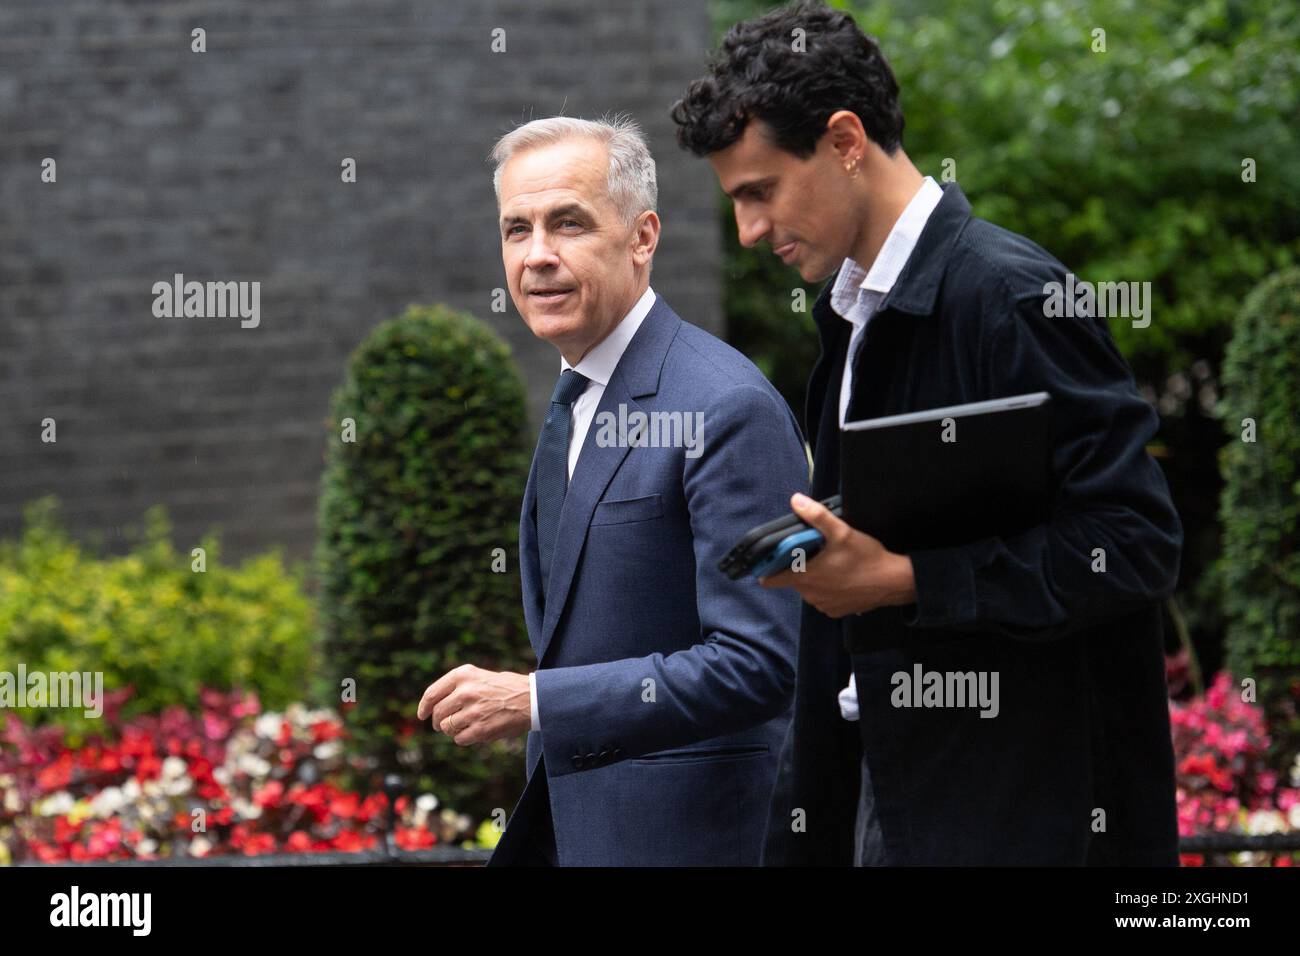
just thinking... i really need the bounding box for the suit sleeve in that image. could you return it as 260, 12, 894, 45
902, 295, 1183, 639
534, 383, 809, 776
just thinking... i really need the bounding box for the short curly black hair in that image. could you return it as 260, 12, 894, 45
671, 1, 904, 159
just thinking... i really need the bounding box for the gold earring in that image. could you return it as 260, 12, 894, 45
845, 160, 860, 178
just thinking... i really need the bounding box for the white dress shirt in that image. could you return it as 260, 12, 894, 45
831, 177, 943, 719
529, 284, 657, 731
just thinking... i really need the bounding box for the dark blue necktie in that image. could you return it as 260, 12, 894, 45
536, 368, 589, 589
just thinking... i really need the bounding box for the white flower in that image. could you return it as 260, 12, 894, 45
232, 797, 263, 820
237, 753, 272, 778
1245, 809, 1285, 835
122, 778, 142, 801
1289, 802, 1300, 831
160, 775, 192, 798
416, 793, 438, 813
161, 756, 188, 780
37, 792, 75, 817
255, 713, 283, 740
90, 787, 127, 818
135, 838, 158, 856
313, 740, 342, 761
189, 835, 212, 858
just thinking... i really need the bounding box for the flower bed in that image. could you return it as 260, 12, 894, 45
0, 688, 482, 863
4, 672, 1297, 864
1171, 672, 1300, 866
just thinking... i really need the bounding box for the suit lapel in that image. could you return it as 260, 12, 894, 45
534, 294, 680, 665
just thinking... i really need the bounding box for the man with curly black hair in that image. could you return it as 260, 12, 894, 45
672, 1, 1183, 867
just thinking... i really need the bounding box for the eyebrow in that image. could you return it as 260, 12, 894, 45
500, 202, 593, 230
724, 177, 776, 199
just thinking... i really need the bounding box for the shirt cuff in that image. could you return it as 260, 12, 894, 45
529, 671, 539, 732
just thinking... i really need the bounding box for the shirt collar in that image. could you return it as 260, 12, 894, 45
560, 285, 657, 387
829, 175, 944, 320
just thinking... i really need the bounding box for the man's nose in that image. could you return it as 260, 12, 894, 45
524, 230, 560, 269
736, 208, 769, 249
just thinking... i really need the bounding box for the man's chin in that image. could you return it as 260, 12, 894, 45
801, 259, 838, 283
527, 317, 580, 351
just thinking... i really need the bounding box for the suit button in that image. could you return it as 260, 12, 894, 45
585, 751, 597, 766
612, 746, 625, 758
571, 753, 584, 770
597, 747, 611, 764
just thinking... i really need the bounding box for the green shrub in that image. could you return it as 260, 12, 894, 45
1217, 268, 1300, 762
0, 496, 318, 744
315, 303, 531, 820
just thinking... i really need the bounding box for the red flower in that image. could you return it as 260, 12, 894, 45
311, 719, 345, 743
394, 825, 435, 850
330, 829, 373, 853
36, 752, 74, 792
329, 791, 360, 820
254, 780, 285, 808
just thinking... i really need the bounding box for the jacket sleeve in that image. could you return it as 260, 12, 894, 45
902, 293, 1183, 640
534, 383, 809, 776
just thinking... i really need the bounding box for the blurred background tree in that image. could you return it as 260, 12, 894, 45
315, 304, 531, 821
1217, 268, 1300, 765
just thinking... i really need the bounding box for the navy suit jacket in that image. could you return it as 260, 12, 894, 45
488, 292, 809, 866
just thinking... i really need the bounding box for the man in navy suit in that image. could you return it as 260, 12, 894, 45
416, 115, 809, 865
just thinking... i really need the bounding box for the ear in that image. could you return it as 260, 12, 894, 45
632, 210, 661, 266
824, 109, 868, 164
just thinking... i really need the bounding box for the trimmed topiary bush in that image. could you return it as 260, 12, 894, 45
1217, 268, 1300, 764
0, 496, 318, 744
315, 303, 531, 820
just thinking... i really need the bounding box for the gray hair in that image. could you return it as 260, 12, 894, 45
489, 114, 658, 228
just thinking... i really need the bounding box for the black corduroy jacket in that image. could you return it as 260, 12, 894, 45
762, 182, 1183, 866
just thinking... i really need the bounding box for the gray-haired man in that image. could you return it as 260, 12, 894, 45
416, 115, 810, 864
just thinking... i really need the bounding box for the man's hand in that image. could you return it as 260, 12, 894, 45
416, 664, 531, 745
759, 492, 917, 618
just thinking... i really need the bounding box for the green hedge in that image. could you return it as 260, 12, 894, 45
314, 303, 531, 821
1218, 268, 1300, 761
0, 496, 318, 744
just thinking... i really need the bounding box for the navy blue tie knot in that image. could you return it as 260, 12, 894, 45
551, 368, 589, 406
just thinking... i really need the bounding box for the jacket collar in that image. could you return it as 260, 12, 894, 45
812, 181, 974, 330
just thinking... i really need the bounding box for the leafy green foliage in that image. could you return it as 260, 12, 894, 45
0, 497, 318, 745
314, 303, 531, 820
1217, 268, 1300, 760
